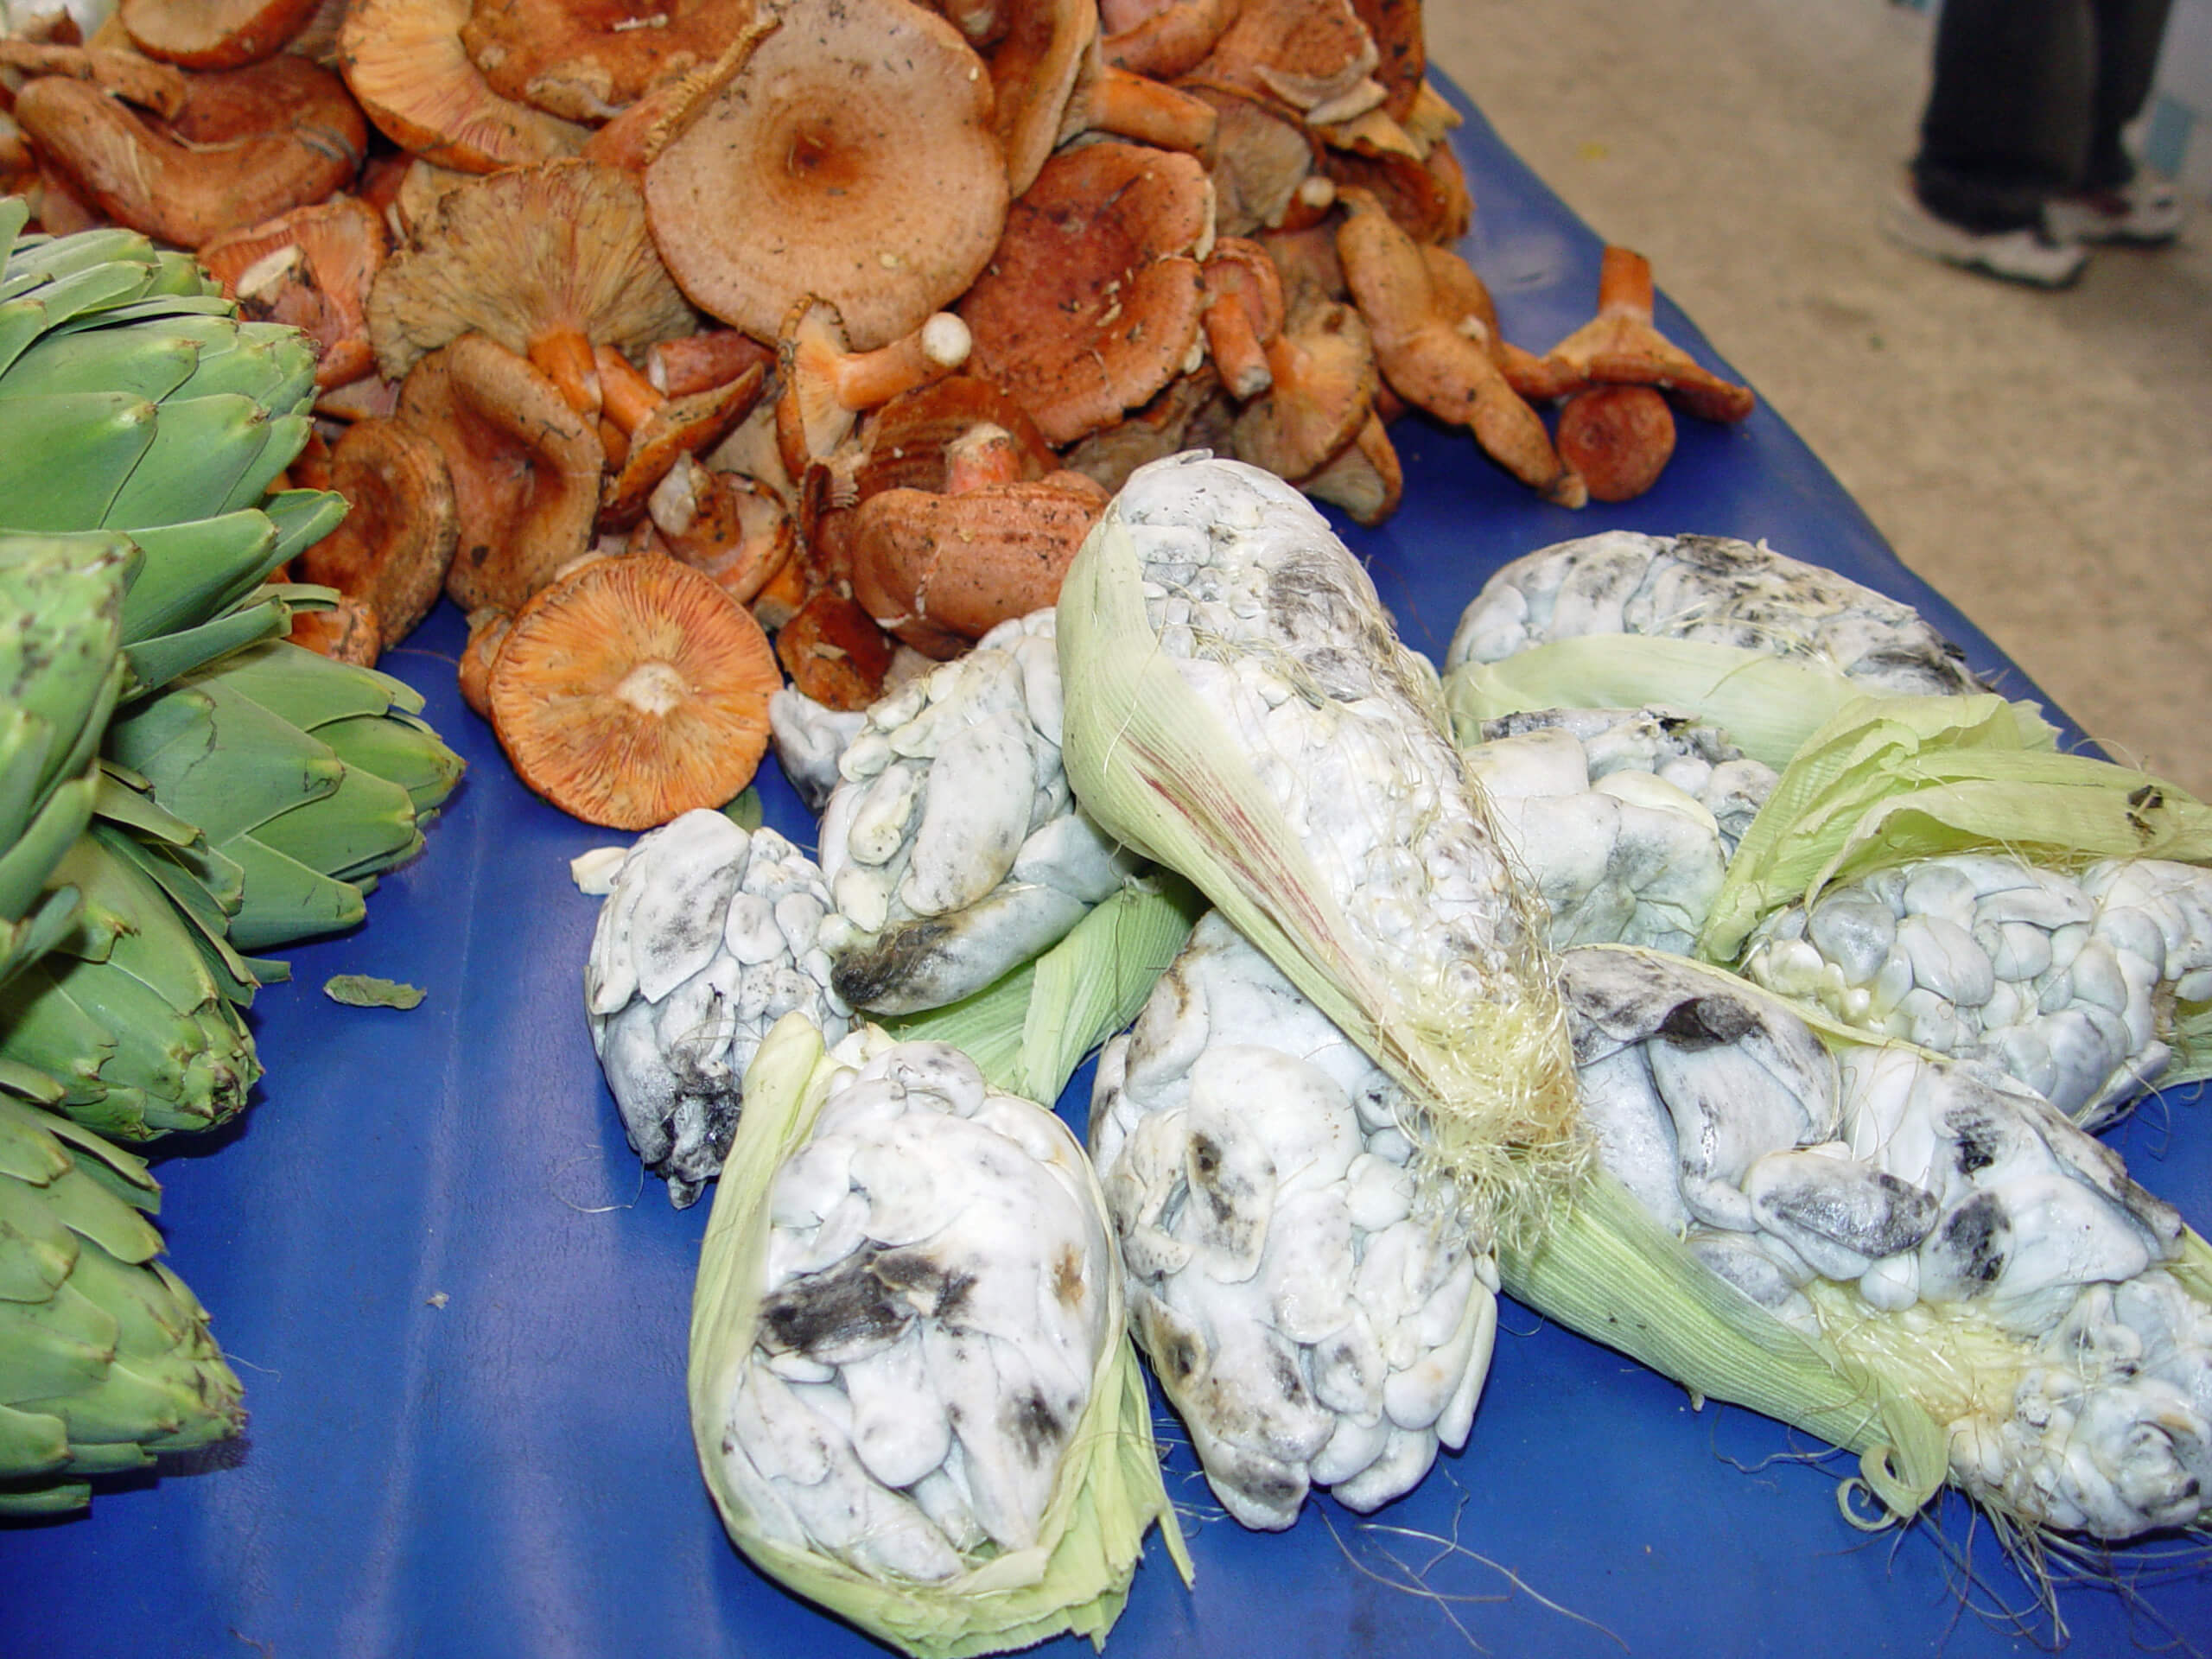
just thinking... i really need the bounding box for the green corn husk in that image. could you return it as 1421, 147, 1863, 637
1442, 633, 1895, 771
690, 1016, 1192, 1659
882, 874, 1207, 1109
1055, 467, 1581, 1226
1697, 692, 2212, 963
1510, 944, 2212, 1541
0, 830, 259, 1141
1499, 1167, 1953, 1520
0, 1090, 245, 1511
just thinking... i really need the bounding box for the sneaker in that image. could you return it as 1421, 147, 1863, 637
1879, 190, 2088, 287
2045, 176, 2184, 245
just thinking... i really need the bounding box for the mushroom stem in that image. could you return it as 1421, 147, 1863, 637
1202, 294, 1271, 400
942, 423, 1029, 494
1595, 244, 1656, 321
0, 42, 188, 118
1072, 65, 1219, 158
1540, 244, 1757, 424
594, 343, 664, 434
1336, 190, 1583, 506
531, 327, 603, 419
828, 313, 974, 413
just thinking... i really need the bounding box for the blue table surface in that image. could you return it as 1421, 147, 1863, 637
5, 79, 2206, 1659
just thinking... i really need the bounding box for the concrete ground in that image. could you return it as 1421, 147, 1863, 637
1424, 0, 2212, 796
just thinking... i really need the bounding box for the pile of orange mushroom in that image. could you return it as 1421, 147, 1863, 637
0, 0, 1755, 829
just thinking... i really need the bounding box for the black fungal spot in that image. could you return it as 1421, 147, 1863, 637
830, 916, 957, 1008
1950, 1109, 1998, 1176
1004, 1388, 1065, 1465
759, 1248, 912, 1355
1656, 995, 1757, 1051
1939, 1194, 2008, 1289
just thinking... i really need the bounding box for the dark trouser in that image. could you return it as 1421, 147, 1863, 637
1912, 0, 2173, 231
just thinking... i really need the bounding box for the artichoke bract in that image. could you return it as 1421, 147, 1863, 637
585, 809, 852, 1207
0, 207, 463, 1137
690, 1020, 1189, 1658
815, 610, 1144, 1017
0, 533, 132, 992
1092, 913, 1497, 1529
0, 1091, 245, 1512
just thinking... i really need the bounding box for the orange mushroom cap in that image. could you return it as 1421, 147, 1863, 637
852, 375, 1058, 498
651, 457, 797, 607
339, 0, 589, 173
958, 140, 1213, 447
13, 54, 365, 247
1346, 0, 1421, 123
0, 41, 189, 116
394, 333, 607, 613
366, 158, 696, 384
1228, 297, 1374, 480
644, 0, 1008, 353
1102, 0, 1240, 82
1188, 0, 1381, 122
1555, 384, 1676, 503
849, 472, 1108, 656
297, 415, 461, 654
486, 551, 784, 830
200, 194, 389, 390
459, 0, 758, 123
774, 587, 898, 711
119, 0, 325, 69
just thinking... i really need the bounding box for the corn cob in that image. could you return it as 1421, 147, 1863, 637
1446, 530, 1984, 697
815, 610, 1146, 1016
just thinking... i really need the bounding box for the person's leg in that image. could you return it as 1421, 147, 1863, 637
2084, 0, 2175, 188
1912, 0, 2095, 232
2044, 0, 2186, 240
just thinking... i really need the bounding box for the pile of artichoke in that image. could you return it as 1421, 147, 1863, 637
0, 201, 462, 1510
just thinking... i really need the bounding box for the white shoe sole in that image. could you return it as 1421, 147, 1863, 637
1880, 194, 2088, 288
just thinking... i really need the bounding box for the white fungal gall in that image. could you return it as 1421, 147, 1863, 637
583, 811, 849, 1206
1092, 914, 1495, 1530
